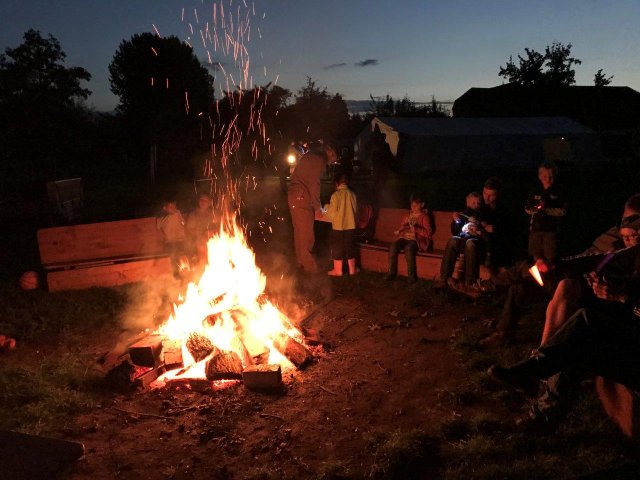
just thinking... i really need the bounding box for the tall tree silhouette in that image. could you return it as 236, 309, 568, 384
0, 30, 92, 181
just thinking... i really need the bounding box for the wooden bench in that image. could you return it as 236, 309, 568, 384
38, 217, 173, 291
358, 208, 490, 280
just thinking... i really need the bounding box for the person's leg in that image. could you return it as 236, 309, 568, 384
541, 278, 584, 345
344, 230, 358, 275
440, 236, 462, 281
289, 201, 318, 273
464, 238, 485, 285
388, 239, 405, 279
404, 240, 419, 283
328, 229, 343, 276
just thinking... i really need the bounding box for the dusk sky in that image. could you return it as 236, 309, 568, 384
1, 0, 639, 112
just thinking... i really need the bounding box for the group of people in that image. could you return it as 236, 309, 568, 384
288, 146, 640, 436
488, 194, 640, 433
156, 192, 217, 274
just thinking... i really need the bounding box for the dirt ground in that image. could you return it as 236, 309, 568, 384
57, 273, 503, 480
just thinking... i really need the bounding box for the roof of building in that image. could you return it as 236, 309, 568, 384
374, 115, 593, 137
453, 84, 640, 130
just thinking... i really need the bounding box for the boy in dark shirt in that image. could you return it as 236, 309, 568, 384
525, 162, 566, 264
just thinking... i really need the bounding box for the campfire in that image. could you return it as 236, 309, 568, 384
126, 214, 312, 391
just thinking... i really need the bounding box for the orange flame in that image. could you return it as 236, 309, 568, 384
157, 214, 300, 380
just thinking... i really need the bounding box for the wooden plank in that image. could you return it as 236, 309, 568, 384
129, 334, 164, 367
242, 364, 282, 391
46, 257, 172, 291
38, 217, 165, 266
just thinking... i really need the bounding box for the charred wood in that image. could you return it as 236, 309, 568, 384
273, 332, 312, 369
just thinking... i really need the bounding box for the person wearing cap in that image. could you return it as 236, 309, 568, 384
288, 142, 337, 274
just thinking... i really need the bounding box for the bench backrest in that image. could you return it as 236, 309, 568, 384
38, 217, 165, 267
373, 208, 453, 251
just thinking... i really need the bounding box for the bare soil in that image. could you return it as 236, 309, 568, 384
61, 275, 501, 480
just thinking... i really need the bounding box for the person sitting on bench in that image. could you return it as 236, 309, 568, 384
386, 193, 434, 284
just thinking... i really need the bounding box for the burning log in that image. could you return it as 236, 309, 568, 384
273, 332, 313, 369
135, 365, 166, 389
228, 309, 270, 364
162, 338, 183, 367
242, 364, 282, 391
231, 336, 252, 367
205, 348, 244, 380
186, 333, 215, 362
129, 334, 164, 367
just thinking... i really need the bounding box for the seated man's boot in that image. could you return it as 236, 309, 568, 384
487, 360, 543, 397
515, 405, 561, 435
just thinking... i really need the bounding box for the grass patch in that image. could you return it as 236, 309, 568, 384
0, 355, 103, 434
366, 428, 440, 480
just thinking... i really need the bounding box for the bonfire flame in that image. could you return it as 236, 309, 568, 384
157, 213, 301, 380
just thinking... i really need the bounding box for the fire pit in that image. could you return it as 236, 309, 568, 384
124, 215, 313, 391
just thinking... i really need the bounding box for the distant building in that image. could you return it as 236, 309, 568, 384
354, 116, 599, 174
453, 84, 640, 159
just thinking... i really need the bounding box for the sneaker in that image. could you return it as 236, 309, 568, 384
487, 365, 540, 397
447, 278, 482, 299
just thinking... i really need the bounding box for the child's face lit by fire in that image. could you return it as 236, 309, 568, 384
410, 200, 423, 213
538, 167, 555, 190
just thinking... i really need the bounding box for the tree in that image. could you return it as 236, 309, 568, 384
594, 68, 614, 87
369, 94, 449, 117
544, 41, 581, 86
287, 77, 350, 142
498, 49, 545, 86
109, 33, 214, 177
0, 30, 93, 181
498, 42, 582, 86
0, 29, 91, 109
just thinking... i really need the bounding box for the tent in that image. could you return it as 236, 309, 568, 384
354, 116, 600, 174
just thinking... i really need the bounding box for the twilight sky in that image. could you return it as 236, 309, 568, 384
1, 0, 639, 112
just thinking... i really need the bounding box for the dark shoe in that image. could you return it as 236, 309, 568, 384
407, 275, 417, 284
487, 365, 540, 397
385, 273, 396, 282
447, 277, 482, 299
476, 279, 496, 293
515, 406, 560, 435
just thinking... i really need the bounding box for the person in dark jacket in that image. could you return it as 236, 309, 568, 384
525, 162, 567, 264
288, 142, 337, 274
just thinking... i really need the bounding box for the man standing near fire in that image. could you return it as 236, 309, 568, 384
288, 141, 337, 274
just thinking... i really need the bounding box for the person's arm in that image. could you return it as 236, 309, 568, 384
524, 190, 540, 215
